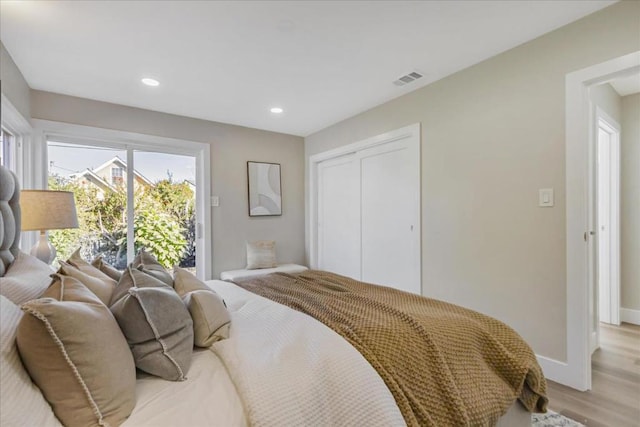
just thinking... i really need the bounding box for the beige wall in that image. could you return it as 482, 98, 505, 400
305, 1, 640, 361
0, 41, 30, 120
30, 91, 305, 278
621, 93, 640, 312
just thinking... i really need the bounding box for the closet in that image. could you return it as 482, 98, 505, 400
311, 124, 421, 295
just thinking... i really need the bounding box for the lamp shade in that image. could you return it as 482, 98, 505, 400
20, 190, 79, 231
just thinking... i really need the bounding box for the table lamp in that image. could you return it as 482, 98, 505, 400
20, 190, 79, 264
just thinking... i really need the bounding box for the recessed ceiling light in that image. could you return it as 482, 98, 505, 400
141, 78, 159, 87
270, 107, 283, 114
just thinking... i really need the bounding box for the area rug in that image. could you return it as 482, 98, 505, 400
532, 410, 585, 427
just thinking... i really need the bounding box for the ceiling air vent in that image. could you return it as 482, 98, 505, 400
393, 71, 424, 87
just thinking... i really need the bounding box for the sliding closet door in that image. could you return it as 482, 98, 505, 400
317, 154, 360, 279
313, 124, 421, 295
359, 138, 420, 294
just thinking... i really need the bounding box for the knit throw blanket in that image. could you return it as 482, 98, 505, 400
233, 270, 548, 427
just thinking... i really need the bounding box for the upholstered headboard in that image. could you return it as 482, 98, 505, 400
0, 164, 21, 276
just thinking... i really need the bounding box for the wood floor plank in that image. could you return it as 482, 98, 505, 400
546, 322, 640, 427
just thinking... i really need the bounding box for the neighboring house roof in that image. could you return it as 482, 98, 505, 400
91, 156, 153, 187
71, 156, 153, 190
72, 168, 114, 192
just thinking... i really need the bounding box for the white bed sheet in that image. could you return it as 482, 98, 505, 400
206, 279, 405, 427
123, 348, 247, 427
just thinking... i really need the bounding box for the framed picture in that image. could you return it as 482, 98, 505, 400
247, 161, 282, 216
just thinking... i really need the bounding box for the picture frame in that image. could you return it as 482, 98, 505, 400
247, 161, 282, 216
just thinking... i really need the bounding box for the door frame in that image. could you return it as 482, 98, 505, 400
308, 122, 421, 288
564, 51, 639, 391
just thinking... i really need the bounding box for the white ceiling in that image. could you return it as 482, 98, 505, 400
0, 0, 616, 136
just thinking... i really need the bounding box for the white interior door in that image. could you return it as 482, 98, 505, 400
596, 115, 621, 326
313, 124, 421, 296
317, 154, 360, 279
359, 138, 421, 294
597, 127, 612, 324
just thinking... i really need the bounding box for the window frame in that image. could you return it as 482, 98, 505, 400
1, 94, 36, 251
1, 127, 15, 170
1, 94, 32, 185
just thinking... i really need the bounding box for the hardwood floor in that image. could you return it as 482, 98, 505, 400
546, 322, 640, 427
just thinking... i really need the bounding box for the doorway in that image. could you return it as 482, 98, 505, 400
565, 51, 640, 391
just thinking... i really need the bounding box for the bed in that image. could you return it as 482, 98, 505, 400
0, 164, 546, 427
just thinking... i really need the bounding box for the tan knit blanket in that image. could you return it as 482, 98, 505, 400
233, 270, 548, 427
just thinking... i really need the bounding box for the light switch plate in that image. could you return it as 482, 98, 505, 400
539, 188, 554, 207
211, 196, 219, 207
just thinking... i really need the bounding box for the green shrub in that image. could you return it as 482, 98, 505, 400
48, 174, 192, 268
133, 209, 187, 268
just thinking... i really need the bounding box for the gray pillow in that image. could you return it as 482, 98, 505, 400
174, 267, 231, 347
110, 264, 171, 306
110, 266, 193, 381
132, 250, 173, 286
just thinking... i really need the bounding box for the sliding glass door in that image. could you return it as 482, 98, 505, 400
133, 150, 196, 273
47, 141, 199, 274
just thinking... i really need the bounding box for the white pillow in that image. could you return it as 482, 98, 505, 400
0, 251, 54, 305
0, 295, 61, 427
246, 241, 277, 270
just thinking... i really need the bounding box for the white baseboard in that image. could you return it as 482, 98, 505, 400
620, 307, 640, 325
536, 355, 572, 387
536, 310, 640, 390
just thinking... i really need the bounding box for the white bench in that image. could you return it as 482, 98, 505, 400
220, 264, 308, 281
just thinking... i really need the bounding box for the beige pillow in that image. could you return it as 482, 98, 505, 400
58, 260, 115, 305
68, 248, 118, 282
0, 295, 61, 427
17, 275, 136, 427
246, 240, 277, 269
110, 266, 193, 381
0, 251, 54, 305
174, 267, 231, 347
91, 256, 122, 281
132, 250, 173, 286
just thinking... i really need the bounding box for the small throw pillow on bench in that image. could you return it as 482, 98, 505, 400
246, 240, 277, 270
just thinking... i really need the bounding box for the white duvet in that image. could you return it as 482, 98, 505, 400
124, 279, 405, 427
